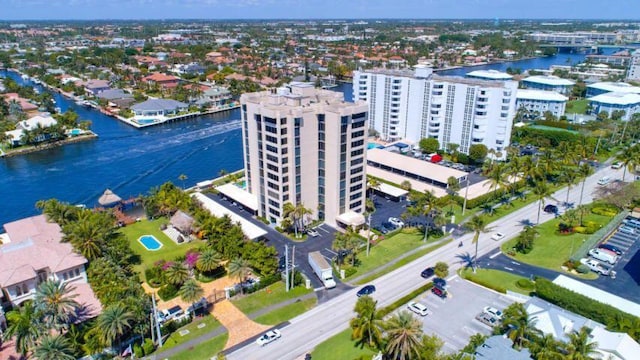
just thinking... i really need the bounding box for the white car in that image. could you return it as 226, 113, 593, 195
407, 301, 429, 316
491, 232, 505, 241
306, 228, 320, 237
483, 306, 503, 320
255, 329, 282, 346
388, 217, 405, 228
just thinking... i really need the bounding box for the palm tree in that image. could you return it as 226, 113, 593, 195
384, 311, 424, 360
350, 295, 384, 350
4, 301, 44, 357
165, 262, 190, 286
35, 280, 80, 331
561, 169, 579, 206
196, 247, 222, 273
178, 173, 188, 190
484, 162, 508, 199
179, 279, 204, 309
531, 333, 565, 360
446, 176, 461, 215
332, 229, 362, 266
404, 190, 437, 242
533, 181, 555, 224
578, 163, 593, 224
467, 215, 491, 272
616, 145, 639, 182
33, 335, 75, 360
503, 302, 541, 348
95, 303, 134, 349
228, 257, 252, 294
566, 327, 599, 360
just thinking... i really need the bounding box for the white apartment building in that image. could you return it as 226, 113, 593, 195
516, 89, 568, 119
353, 66, 518, 158
627, 50, 640, 81
240, 83, 369, 228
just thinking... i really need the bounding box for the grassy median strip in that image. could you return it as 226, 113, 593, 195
311, 328, 376, 360
460, 268, 534, 295
254, 298, 317, 325
231, 282, 312, 314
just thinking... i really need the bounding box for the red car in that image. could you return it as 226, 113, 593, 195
431, 286, 447, 299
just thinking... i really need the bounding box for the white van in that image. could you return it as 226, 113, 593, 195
597, 177, 611, 186
589, 248, 618, 264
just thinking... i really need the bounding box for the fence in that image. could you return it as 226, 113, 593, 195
570, 210, 629, 262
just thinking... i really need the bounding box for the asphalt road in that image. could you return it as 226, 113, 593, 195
226, 165, 624, 360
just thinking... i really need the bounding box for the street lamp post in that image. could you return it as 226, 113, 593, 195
366, 213, 371, 256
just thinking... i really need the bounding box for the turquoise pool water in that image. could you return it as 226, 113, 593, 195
136, 118, 157, 125
69, 129, 82, 135
236, 180, 246, 189
367, 142, 377, 149
138, 235, 163, 251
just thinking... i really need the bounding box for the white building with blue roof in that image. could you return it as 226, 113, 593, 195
522, 75, 575, 95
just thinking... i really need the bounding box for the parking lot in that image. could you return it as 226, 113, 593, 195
410, 275, 515, 353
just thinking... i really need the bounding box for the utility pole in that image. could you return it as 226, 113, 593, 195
152, 293, 163, 348
291, 245, 296, 288
366, 213, 372, 256
285, 244, 290, 292
462, 177, 470, 215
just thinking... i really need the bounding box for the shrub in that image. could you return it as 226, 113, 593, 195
516, 279, 535, 291
574, 226, 588, 234
145, 266, 163, 283
576, 264, 590, 274
379, 283, 433, 317
142, 338, 155, 356
133, 343, 144, 358
591, 204, 620, 217
343, 266, 358, 278
158, 284, 179, 301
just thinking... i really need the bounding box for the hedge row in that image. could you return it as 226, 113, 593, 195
379, 283, 434, 317
535, 277, 640, 341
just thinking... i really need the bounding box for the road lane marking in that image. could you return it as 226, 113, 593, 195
511, 261, 521, 266
504, 267, 514, 271
490, 251, 501, 259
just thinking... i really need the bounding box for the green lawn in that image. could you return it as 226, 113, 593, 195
120, 218, 202, 277
231, 282, 313, 315
167, 332, 228, 360
344, 232, 428, 280
311, 328, 375, 360
161, 315, 222, 350
254, 298, 317, 325
461, 268, 533, 295
566, 99, 589, 114
501, 212, 612, 272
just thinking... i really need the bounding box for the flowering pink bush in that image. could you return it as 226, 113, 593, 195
185, 251, 199, 269
161, 261, 174, 271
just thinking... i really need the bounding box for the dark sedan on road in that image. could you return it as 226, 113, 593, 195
421, 267, 435, 278
357, 285, 376, 297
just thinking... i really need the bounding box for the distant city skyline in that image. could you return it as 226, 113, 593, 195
2, 0, 640, 21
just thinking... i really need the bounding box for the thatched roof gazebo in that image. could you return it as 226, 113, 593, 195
170, 210, 194, 235
98, 189, 122, 207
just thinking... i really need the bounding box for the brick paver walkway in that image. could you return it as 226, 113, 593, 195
212, 299, 270, 349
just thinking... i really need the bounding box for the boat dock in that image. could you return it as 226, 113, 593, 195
114, 105, 241, 129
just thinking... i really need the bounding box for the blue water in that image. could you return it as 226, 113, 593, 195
139, 235, 162, 251
0, 51, 600, 225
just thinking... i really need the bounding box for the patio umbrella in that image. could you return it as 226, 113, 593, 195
98, 189, 122, 207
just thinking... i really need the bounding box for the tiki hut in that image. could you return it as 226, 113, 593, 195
98, 189, 122, 208
170, 210, 194, 235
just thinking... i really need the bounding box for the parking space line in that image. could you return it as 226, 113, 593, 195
324, 248, 337, 255
446, 274, 459, 282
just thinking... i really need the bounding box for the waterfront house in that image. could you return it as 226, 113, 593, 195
2, 93, 39, 117
0, 215, 101, 317
142, 72, 180, 89
521, 75, 575, 95
5, 115, 59, 146
80, 79, 111, 95
96, 88, 135, 108
195, 86, 232, 108
131, 98, 188, 118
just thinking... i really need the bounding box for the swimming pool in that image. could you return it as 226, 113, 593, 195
368, 142, 384, 150
136, 118, 157, 125
69, 129, 83, 135
138, 235, 163, 251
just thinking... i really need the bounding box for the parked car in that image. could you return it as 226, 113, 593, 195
431, 286, 447, 299
598, 176, 612, 186
598, 243, 623, 256
433, 277, 447, 289
357, 285, 376, 297
306, 228, 320, 237
407, 301, 429, 316
544, 204, 558, 214
388, 217, 405, 228
186, 297, 209, 316
483, 306, 503, 320
580, 258, 611, 276
421, 267, 435, 278
619, 225, 636, 235
158, 305, 184, 324
476, 312, 500, 327
255, 329, 282, 346
611, 162, 623, 169
589, 248, 618, 265
491, 232, 505, 241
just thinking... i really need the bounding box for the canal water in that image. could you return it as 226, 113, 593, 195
1, 51, 599, 225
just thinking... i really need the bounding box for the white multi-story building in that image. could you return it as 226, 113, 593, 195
240, 83, 369, 228
589, 92, 640, 121
627, 50, 640, 81
516, 89, 568, 119
521, 75, 575, 95
352, 66, 518, 158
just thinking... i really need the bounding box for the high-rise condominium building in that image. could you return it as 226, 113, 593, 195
627, 50, 640, 81
240, 83, 369, 228
353, 66, 518, 158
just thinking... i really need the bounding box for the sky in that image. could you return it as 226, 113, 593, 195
2, 0, 640, 21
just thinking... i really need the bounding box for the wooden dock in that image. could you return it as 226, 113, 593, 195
114, 104, 240, 129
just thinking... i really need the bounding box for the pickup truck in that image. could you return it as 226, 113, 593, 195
580, 258, 611, 276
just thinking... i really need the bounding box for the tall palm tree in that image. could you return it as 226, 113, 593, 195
561, 169, 579, 206
95, 303, 134, 348
178, 173, 188, 190
566, 327, 599, 360
384, 311, 424, 360
446, 176, 461, 215
578, 163, 593, 224
4, 301, 44, 357
531, 333, 565, 360
616, 145, 639, 182
165, 262, 190, 286
33, 335, 75, 360
484, 162, 508, 198
228, 257, 252, 294
404, 190, 437, 242
467, 215, 491, 272
179, 279, 204, 308
503, 302, 542, 348
35, 280, 80, 331
533, 181, 554, 224
196, 247, 222, 273
350, 295, 384, 350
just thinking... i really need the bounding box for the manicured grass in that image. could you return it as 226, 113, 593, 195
566, 99, 589, 114
461, 268, 533, 295
231, 282, 313, 315
354, 238, 451, 285
120, 218, 202, 277
254, 298, 317, 325
161, 315, 222, 350
344, 232, 427, 280
311, 328, 375, 360
168, 332, 228, 360
501, 212, 613, 271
